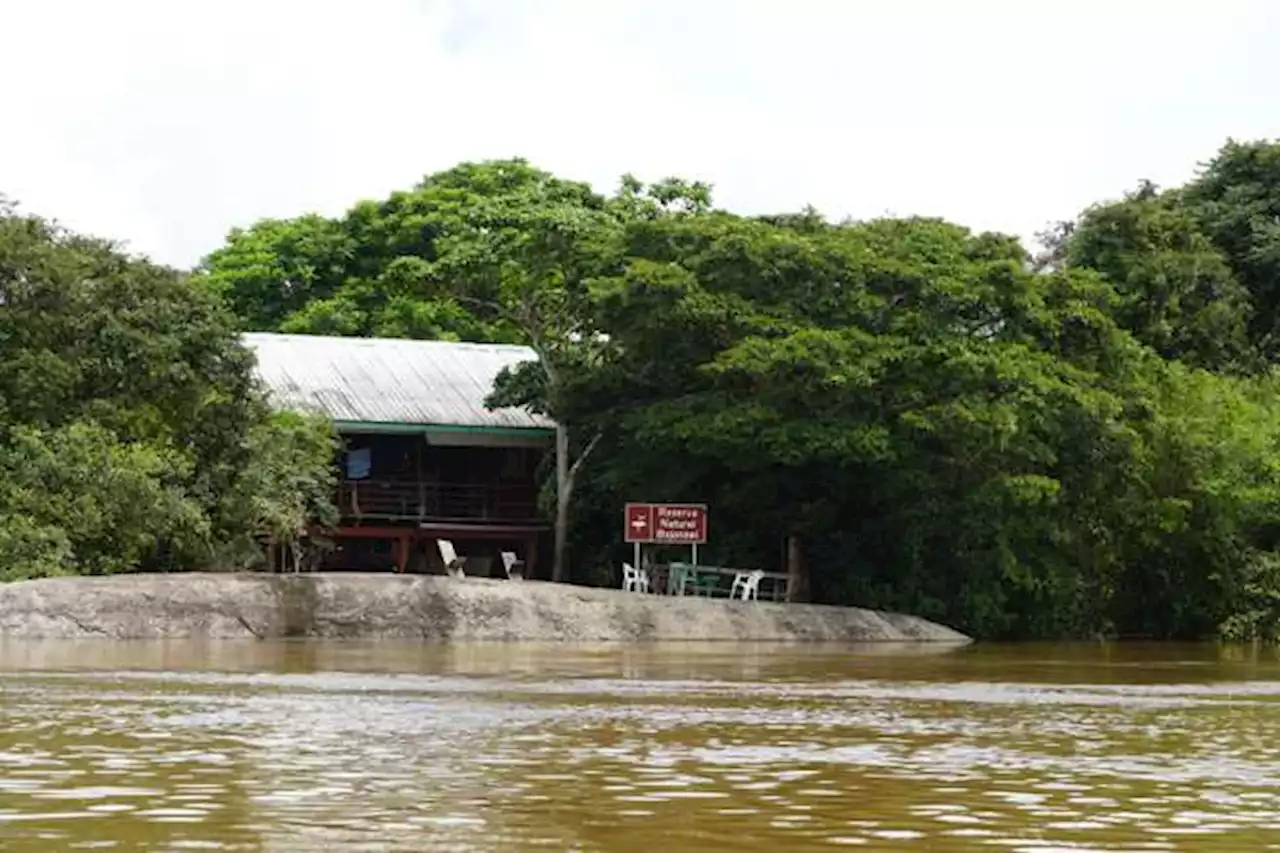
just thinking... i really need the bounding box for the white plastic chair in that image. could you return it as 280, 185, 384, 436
731, 569, 764, 601
437, 539, 467, 579
501, 550, 525, 581
621, 562, 649, 593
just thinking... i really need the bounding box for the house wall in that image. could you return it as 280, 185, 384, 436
317, 431, 551, 579
340, 433, 540, 485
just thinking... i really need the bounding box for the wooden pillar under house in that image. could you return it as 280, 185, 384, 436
524, 532, 539, 580
395, 532, 410, 573
786, 533, 806, 603
415, 439, 426, 518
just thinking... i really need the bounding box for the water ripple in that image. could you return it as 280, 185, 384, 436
0, 642, 1278, 851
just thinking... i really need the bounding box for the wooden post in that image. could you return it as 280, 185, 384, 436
524, 533, 539, 580
786, 534, 806, 603
395, 533, 409, 573
415, 439, 425, 519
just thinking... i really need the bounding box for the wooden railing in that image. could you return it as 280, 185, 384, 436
336, 479, 540, 524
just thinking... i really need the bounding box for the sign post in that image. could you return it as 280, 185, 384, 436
623, 502, 709, 567
624, 502, 652, 570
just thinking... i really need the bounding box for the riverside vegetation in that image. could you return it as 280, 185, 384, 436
6, 139, 1280, 641
0, 198, 339, 582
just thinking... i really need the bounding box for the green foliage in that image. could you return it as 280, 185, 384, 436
567, 198, 1280, 640
200, 215, 354, 332
199, 159, 689, 582
1182, 140, 1280, 358
1064, 139, 1280, 368
0, 204, 337, 580
1065, 181, 1254, 372
0, 516, 74, 583
575, 212, 1137, 637
212, 411, 340, 569
192, 141, 1280, 641
0, 422, 208, 577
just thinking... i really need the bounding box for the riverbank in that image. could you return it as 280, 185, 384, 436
0, 573, 969, 642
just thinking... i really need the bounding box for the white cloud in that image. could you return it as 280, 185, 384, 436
2, 0, 1278, 266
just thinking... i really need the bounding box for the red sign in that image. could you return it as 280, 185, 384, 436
653, 503, 708, 543
624, 502, 653, 543
623, 502, 708, 544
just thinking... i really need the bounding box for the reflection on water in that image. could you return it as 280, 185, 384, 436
2, 641, 1280, 851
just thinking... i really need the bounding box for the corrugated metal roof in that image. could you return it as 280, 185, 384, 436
242, 332, 555, 432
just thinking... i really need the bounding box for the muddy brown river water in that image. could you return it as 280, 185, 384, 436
1, 640, 1278, 851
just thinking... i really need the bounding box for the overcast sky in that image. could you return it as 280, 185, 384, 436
2, 0, 1278, 268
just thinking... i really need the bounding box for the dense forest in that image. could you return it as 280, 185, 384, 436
7, 139, 1280, 641
0, 198, 338, 581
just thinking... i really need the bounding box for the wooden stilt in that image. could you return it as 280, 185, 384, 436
395, 534, 409, 573
524, 533, 539, 580
786, 534, 805, 603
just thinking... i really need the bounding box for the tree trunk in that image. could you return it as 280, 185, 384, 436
553, 423, 571, 583
551, 418, 600, 584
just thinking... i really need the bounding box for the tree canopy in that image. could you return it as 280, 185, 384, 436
192, 143, 1280, 640
15, 139, 1280, 642
0, 200, 337, 580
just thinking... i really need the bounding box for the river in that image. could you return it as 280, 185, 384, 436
0, 640, 1277, 851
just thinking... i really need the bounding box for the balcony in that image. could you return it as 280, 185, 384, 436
336, 479, 541, 526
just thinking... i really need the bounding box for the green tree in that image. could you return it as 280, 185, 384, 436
559, 205, 1280, 639
424, 162, 624, 583
194, 144, 1280, 641
1113, 365, 1280, 639
201, 215, 354, 332
215, 411, 340, 571
1064, 140, 1280, 368
569, 212, 1146, 636
1181, 139, 1280, 358
0, 201, 337, 578
200, 160, 709, 583
1064, 180, 1254, 372
0, 422, 208, 578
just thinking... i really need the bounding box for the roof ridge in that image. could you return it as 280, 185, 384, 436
240, 331, 534, 352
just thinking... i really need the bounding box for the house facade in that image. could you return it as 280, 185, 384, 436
244, 332, 553, 578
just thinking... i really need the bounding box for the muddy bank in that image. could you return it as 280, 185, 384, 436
0, 573, 969, 642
